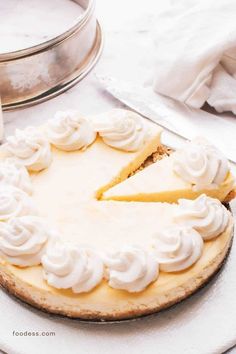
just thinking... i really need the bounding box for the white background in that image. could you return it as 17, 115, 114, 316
0, 1, 236, 353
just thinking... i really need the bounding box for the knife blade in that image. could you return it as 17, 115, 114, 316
97, 75, 236, 164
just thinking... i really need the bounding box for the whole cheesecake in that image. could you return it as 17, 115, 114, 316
0, 109, 234, 320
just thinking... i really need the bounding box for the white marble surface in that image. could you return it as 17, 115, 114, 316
1, 1, 236, 354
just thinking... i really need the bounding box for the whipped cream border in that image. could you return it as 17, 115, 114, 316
0, 111, 233, 293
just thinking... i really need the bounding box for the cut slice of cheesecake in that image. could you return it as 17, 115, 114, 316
103, 142, 235, 203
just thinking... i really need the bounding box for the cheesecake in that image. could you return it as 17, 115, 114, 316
0, 109, 234, 321
103, 138, 235, 203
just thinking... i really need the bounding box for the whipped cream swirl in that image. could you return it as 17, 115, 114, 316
47, 110, 96, 151
104, 246, 159, 292
42, 239, 104, 293
0, 186, 36, 221
92, 109, 149, 152
175, 195, 230, 240
153, 226, 203, 272
173, 138, 229, 190
0, 159, 32, 194
3, 127, 52, 171
0, 216, 49, 267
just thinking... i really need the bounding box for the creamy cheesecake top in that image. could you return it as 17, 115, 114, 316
0, 109, 234, 295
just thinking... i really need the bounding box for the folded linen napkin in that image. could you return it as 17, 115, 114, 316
151, 0, 236, 113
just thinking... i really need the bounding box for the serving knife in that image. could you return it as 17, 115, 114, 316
97, 75, 236, 164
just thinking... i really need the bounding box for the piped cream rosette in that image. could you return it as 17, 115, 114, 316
173, 138, 230, 191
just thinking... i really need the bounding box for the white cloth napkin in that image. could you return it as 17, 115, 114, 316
151, 0, 236, 113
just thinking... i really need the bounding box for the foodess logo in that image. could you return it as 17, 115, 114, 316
12, 330, 56, 337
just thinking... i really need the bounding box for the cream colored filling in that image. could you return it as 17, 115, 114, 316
30, 130, 161, 202
8, 138, 233, 274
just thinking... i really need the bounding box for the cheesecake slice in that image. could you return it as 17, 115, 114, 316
103, 139, 235, 203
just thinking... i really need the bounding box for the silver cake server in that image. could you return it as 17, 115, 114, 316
97, 75, 236, 164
